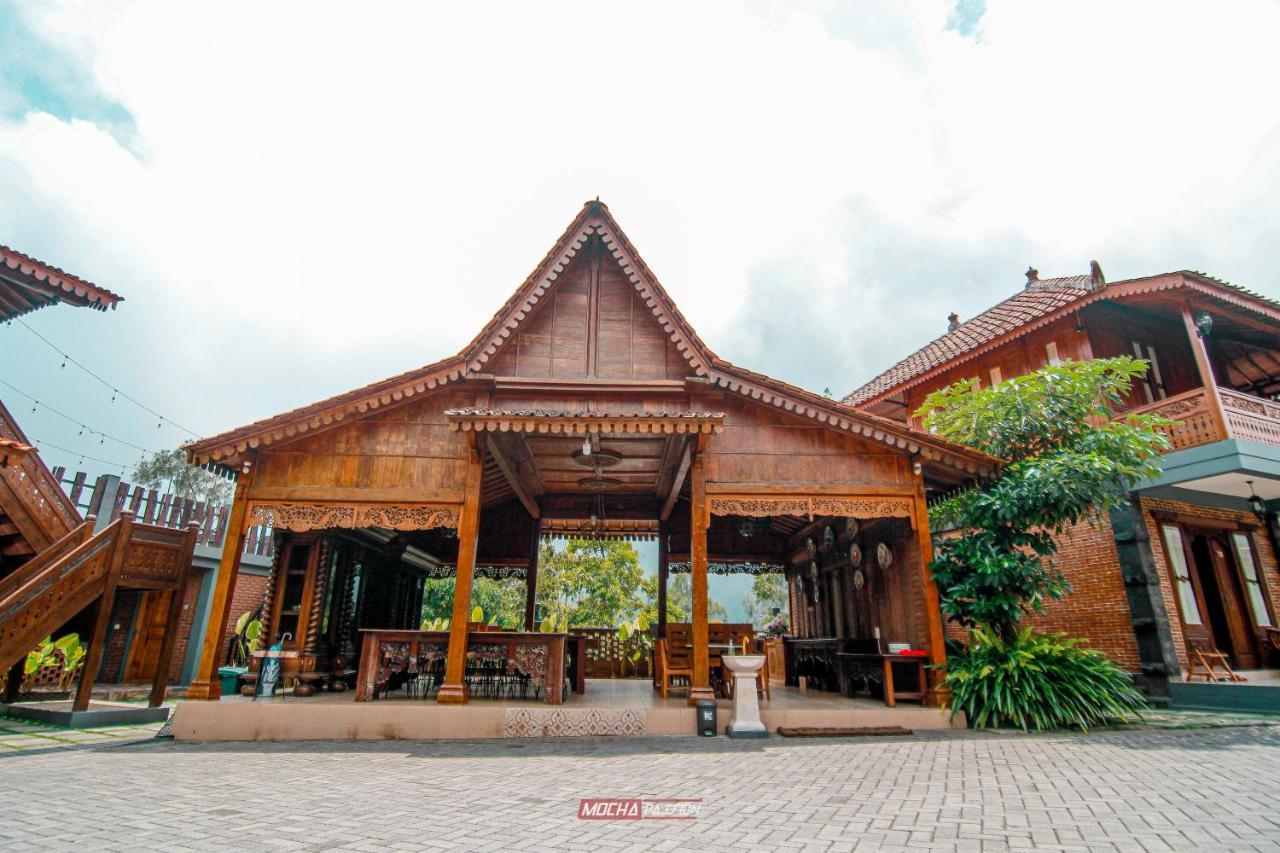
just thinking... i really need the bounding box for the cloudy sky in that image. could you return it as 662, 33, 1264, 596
3, 0, 1280, 485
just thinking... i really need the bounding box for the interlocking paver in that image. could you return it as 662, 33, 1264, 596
2, 726, 1280, 850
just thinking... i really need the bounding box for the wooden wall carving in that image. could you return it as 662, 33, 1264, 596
708, 495, 913, 522
250, 502, 459, 532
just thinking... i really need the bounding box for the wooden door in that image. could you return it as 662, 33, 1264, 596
1156, 523, 1214, 652
123, 591, 169, 683
1202, 532, 1260, 669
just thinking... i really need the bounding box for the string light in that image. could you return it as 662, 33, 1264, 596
16, 319, 201, 438
0, 378, 159, 455
31, 436, 132, 472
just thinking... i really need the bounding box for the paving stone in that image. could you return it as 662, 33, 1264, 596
4, 726, 1280, 850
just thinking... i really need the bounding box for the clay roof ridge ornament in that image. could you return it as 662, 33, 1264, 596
1024, 266, 1039, 289
946, 312, 961, 333
1089, 260, 1106, 292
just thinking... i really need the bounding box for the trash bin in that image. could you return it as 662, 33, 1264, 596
696, 699, 717, 737
217, 666, 247, 697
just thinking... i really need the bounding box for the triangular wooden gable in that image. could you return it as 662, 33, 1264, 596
462, 201, 712, 379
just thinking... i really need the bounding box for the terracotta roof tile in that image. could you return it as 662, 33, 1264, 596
844, 276, 1096, 406
844, 269, 1280, 408
0, 245, 123, 321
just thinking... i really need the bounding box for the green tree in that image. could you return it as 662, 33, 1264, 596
420, 576, 527, 628
666, 572, 728, 623
922, 357, 1166, 729
535, 539, 648, 628
133, 449, 233, 505
923, 357, 1169, 640
742, 573, 788, 627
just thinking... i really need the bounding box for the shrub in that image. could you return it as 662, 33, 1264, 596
944, 628, 1146, 731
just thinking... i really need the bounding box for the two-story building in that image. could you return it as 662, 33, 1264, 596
845, 265, 1280, 697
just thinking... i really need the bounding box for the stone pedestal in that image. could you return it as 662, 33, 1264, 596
722, 654, 767, 738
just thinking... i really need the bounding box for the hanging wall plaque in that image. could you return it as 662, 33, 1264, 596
848, 542, 862, 568
876, 542, 893, 569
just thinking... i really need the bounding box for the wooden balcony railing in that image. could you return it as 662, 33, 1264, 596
1124, 386, 1280, 453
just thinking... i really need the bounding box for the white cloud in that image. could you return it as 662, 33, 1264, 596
1, 0, 1278, 477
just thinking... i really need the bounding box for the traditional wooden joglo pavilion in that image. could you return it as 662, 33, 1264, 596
179, 201, 995, 734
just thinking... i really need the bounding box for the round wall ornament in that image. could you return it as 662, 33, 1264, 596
876, 542, 893, 569
848, 542, 862, 568
852, 568, 866, 591
822, 526, 835, 551
845, 518, 860, 539
805, 537, 817, 558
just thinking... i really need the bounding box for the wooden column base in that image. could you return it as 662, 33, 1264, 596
687, 686, 715, 706
185, 678, 221, 701
436, 683, 469, 704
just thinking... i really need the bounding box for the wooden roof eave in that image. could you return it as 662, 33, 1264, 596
0, 246, 123, 315
849, 272, 1280, 411
706, 361, 999, 479
182, 355, 469, 467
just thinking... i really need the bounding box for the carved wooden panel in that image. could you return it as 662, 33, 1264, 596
250, 502, 459, 532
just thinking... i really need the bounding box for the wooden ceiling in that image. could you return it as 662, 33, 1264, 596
479, 430, 691, 520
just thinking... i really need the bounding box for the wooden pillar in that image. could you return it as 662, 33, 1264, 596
657, 520, 669, 638
438, 437, 483, 704
1181, 300, 1228, 440
74, 512, 134, 711
186, 464, 255, 701
911, 490, 948, 708
148, 521, 200, 707
524, 517, 541, 631
688, 443, 714, 706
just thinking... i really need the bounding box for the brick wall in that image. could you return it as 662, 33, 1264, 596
1024, 518, 1141, 669
938, 517, 1142, 670
99, 591, 141, 683
155, 570, 268, 684
1138, 495, 1280, 672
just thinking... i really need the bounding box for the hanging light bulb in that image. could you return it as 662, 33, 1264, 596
110, 389, 117, 403
582, 435, 592, 457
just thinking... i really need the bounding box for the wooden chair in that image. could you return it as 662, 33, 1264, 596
1263, 627, 1280, 667
745, 635, 771, 700
655, 637, 693, 699
1185, 641, 1247, 683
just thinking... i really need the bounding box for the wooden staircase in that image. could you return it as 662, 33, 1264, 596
0, 399, 81, 576
0, 399, 198, 709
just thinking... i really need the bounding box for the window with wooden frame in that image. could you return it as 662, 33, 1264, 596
1159, 524, 1203, 625
1130, 340, 1167, 404
1229, 531, 1275, 628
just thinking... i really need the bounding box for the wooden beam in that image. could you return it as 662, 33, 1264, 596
1180, 300, 1229, 441
659, 440, 692, 522
483, 434, 541, 519
437, 435, 484, 704
688, 441, 714, 706
911, 489, 948, 708
657, 520, 669, 638
653, 435, 683, 499
524, 517, 541, 631
187, 464, 256, 700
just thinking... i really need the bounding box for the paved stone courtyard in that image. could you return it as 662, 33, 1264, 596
4, 725, 1280, 851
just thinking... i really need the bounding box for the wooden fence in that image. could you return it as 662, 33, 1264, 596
48, 468, 274, 558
